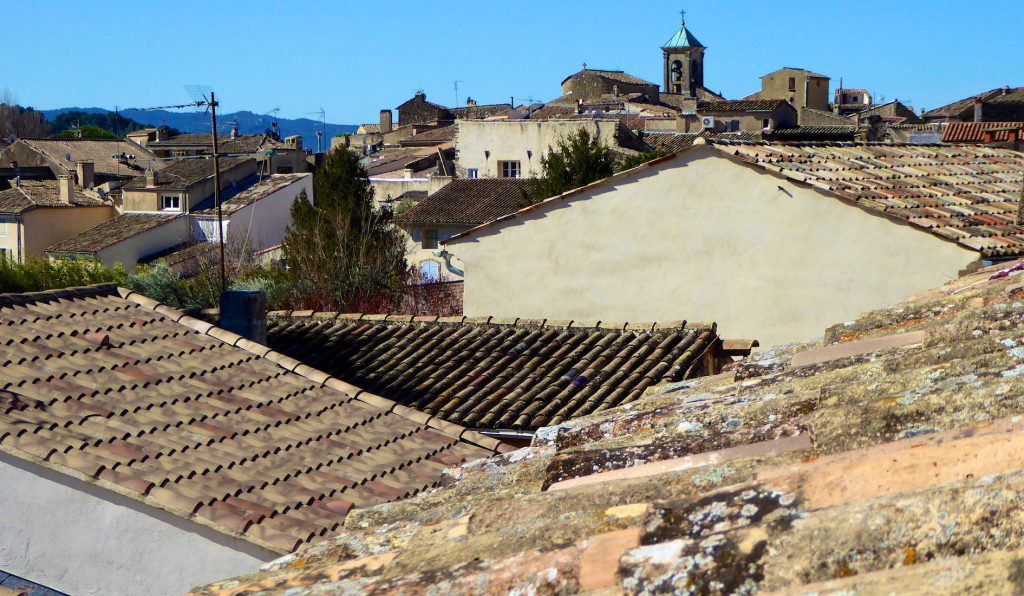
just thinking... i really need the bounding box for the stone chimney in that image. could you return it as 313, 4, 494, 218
145, 169, 158, 188
219, 290, 267, 344
974, 97, 984, 122
466, 97, 478, 107
613, 84, 619, 98
58, 174, 73, 203
230, 121, 238, 139
380, 109, 393, 133
75, 161, 94, 189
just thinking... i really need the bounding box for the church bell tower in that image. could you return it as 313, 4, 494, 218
662, 11, 705, 97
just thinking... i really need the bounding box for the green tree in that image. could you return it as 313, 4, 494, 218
617, 149, 670, 172
526, 128, 616, 205
55, 125, 117, 139
282, 149, 407, 311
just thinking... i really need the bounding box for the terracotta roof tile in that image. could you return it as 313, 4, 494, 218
0, 284, 502, 553
264, 315, 720, 431
193, 257, 1024, 595
46, 213, 182, 254
720, 142, 1024, 256
396, 179, 534, 226
942, 121, 1024, 143
14, 138, 164, 177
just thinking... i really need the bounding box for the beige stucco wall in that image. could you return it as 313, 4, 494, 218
447, 148, 979, 347
94, 215, 192, 271
122, 161, 257, 213
402, 223, 470, 280
0, 216, 22, 261
455, 120, 621, 179
758, 70, 829, 111
23, 206, 114, 259
0, 452, 275, 596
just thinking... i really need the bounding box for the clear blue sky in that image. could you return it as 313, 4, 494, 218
6, 0, 1023, 123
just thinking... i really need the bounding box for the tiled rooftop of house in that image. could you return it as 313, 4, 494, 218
720, 142, 1024, 256
941, 121, 1024, 143
562, 68, 656, 87
13, 138, 164, 177
149, 134, 284, 155
397, 124, 455, 147
45, 213, 183, 255
924, 87, 1024, 119
697, 99, 790, 112
192, 173, 308, 216
765, 126, 857, 141
396, 178, 534, 226
0, 285, 505, 554
263, 313, 725, 431
642, 131, 759, 153
361, 147, 442, 177
122, 156, 252, 191
0, 180, 109, 214
194, 257, 1024, 595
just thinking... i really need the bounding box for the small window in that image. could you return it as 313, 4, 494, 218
160, 195, 181, 211
762, 118, 771, 130
467, 168, 479, 179
0, 222, 7, 237
499, 160, 521, 178
787, 77, 796, 92
422, 228, 439, 249
419, 260, 440, 282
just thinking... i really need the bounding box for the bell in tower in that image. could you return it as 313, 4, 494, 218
662, 10, 705, 98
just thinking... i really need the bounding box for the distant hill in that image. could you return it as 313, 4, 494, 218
41, 107, 357, 151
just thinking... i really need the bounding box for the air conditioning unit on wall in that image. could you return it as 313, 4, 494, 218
701, 116, 715, 129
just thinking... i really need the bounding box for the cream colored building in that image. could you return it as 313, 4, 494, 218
454, 119, 624, 179
0, 177, 114, 262
754, 67, 830, 112
443, 142, 1015, 347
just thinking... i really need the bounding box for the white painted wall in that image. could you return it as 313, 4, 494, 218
447, 147, 980, 346
0, 453, 275, 596
194, 175, 312, 255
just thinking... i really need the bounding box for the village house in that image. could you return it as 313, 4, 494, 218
0, 284, 506, 596
0, 137, 164, 185
941, 121, 1024, 149
752, 67, 831, 112
119, 156, 256, 213
0, 175, 114, 262
146, 130, 309, 174
683, 99, 798, 133
46, 159, 310, 270
395, 178, 534, 280
923, 85, 1024, 123
454, 119, 635, 179
444, 141, 1023, 346
833, 86, 872, 114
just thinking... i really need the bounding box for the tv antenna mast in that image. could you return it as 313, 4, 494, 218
453, 80, 464, 108
308, 108, 326, 153
264, 107, 281, 139
134, 85, 227, 292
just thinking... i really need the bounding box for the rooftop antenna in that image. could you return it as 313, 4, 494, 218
133, 85, 227, 292
308, 108, 326, 153
453, 80, 464, 108
265, 107, 280, 139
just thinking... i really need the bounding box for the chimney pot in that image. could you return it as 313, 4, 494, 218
974, 97, 984, 122
58, 174, 73, 203
219, 290, 267, 344
145, 169, 158, 188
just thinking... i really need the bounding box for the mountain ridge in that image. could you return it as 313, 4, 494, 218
40, 107, 357, 151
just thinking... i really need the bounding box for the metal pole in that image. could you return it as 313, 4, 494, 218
210, 91, 226, 293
